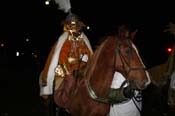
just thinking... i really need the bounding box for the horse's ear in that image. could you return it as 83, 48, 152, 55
130, 29, 138, 40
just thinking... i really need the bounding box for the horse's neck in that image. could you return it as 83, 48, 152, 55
86, 37, 114, 78
85, 37, 117, 95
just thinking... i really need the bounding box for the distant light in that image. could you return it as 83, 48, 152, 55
167, 47, 173, 53
87, 26, 90, 30
32, 52, 38, 58
26, 38, 29, 42
16, 51, 20, 56
33, 54, 38, 58
45, 0, 50, 5
1, 43, 4, 47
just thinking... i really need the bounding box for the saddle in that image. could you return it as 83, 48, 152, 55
54, 74, 75, 108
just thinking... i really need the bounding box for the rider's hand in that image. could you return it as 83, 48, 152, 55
123, 80, 136, 98
123, 85, 134, 98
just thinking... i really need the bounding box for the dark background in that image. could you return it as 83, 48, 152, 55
0, 0, 175, 115
1, 0, 175, 66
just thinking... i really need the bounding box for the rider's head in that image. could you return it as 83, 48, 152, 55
63, 13, 85, 36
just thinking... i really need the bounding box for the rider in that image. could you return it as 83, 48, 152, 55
39, 13, 93, 99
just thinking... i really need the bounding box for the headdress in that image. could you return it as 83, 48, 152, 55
54, 0, 85, 32
64, 13, 85, 32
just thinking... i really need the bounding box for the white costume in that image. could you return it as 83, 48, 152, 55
168, 70, 175, 106
170, 71, 175, 89
39, 31, 93, 96
109, 72, 142, 116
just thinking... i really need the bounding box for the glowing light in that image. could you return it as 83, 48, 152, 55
33, 54, 38, 58
167, 47, 173, 53
26, 38, 29, 42
16, 51, 20, 56
1, 43, 4, 47
45, 0, 50, 5
87, 26, 90, 30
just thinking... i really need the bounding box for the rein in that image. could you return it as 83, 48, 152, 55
85, 37, 147, 104
86, 78, 110, 104
85, 38, 110, 103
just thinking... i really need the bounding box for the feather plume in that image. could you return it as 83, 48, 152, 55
54, 0, 71, 13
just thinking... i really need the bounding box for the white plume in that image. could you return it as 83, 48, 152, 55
54, 0, 71, 13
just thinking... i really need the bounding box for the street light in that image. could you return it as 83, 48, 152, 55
45, 0, 50, 5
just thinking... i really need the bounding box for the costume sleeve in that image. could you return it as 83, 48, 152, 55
41, 40, 58, 86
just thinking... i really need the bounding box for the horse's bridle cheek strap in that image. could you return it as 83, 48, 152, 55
114, 46, 127, 76
114, 42, 148, 90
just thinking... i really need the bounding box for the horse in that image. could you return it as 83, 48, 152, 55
146, 47, 175, 115
54, 28, 151, 116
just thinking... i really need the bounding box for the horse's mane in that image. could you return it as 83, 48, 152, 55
83, 35, 118, 97
84, 37, 109, 79
94, 35, 115, 50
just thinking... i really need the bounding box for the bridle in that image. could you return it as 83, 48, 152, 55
114, 38, 147, 80
86, 37, 148, 105
114, 38, 147, 114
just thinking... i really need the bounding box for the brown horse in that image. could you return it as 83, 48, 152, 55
147, 46, 175, 113
54, 30, 151, 116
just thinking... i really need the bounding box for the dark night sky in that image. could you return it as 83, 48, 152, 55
0, 0, 175, 115
1, 0, 175, 67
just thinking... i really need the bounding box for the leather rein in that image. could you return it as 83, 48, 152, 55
86, 38, 147, 104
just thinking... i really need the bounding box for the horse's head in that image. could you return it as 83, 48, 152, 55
81, 28, 151, 105
115, 31, 151, 90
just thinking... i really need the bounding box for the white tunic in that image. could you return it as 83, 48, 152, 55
109, 72, 142, 116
